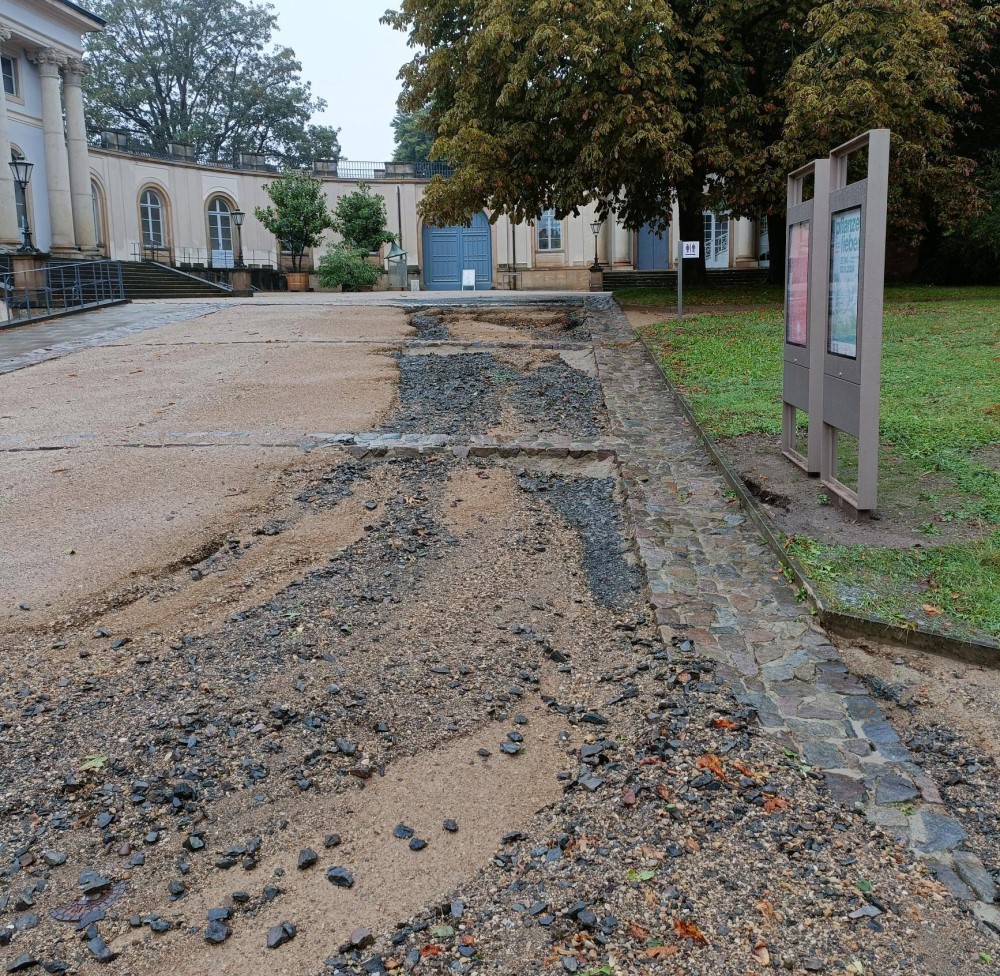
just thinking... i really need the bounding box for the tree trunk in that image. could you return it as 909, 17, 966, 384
676, 181, 707, 286
766, 212, 786, 287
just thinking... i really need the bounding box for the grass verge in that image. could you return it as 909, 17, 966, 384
640, 290, 1000, 642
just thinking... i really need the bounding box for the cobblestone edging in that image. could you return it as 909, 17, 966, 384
586, 304, 1000, 931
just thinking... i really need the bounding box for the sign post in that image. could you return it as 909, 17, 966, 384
677, 240, 699, 322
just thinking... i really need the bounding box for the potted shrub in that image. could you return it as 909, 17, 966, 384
317, 244, 384, 291
254, 171, 333, 291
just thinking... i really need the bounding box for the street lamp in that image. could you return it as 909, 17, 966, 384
231, 209, 246, 268
8, 158, 37, 253
590, 218, 602, 271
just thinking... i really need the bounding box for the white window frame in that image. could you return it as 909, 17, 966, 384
1, 54, 22, 102
536, 209, 563, 252
207, 196, 234, 267
140, 188, 166, 248
92, 182, 104, 247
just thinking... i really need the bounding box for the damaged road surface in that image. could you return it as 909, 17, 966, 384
0, 297, 994, 975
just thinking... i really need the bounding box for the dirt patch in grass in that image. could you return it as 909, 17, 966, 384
722, 432, 980, 548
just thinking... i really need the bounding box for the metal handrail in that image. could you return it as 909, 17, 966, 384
2, 260, 125, 325
88, 129, 453, 180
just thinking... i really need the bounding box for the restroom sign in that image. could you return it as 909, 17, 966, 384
682, 241, 700, 258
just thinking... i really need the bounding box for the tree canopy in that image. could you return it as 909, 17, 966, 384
384, 0, 998, 269
84, 0, 341, 167
392, 108, 436, 162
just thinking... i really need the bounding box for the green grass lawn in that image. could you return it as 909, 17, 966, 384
640, 289, 1000, 641
616, 284, 784, 307
616, 282, 1000, 309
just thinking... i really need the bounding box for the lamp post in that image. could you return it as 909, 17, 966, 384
9, 158, 36, 253
590, 219, 602, 271
231, 209, 246, 268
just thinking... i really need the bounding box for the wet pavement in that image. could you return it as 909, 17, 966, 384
0, 301, 227, 374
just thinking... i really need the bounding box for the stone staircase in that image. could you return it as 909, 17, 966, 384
604, 267, 770, 290
119, 261, 231, 300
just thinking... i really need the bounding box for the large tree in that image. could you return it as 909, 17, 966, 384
385, 0, 997, 282
84, 0, 341, 168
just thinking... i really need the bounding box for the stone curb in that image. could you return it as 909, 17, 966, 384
634, 332, 999, 666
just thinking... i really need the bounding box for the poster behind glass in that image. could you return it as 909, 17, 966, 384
785, 221, 809, 346
828, 207, 862, 358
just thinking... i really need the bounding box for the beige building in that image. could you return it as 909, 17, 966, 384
87, 143, 768, 290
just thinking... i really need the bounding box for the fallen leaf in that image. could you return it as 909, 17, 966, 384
656, 783, 673, 801
757, 899, 775, 921
752, 944, 771, 966
732, 760, 758, 778
696, 755, 727, 780
643, 945, 679, 959
626, 922, 650, 940
673, 919, 708, 945
763, 797, 789, 814
712, 718, 740, 729
420, 945, 442, 958
921, 604, 943, 617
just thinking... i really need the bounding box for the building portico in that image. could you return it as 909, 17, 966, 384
1, 0, 104, 256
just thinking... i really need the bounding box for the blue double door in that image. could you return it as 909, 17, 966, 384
636, 223, 670, 270
422, 211, 493, 290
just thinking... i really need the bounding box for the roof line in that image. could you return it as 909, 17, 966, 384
53, 0, 107, 28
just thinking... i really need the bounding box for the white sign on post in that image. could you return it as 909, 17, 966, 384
676, 241, 700, 321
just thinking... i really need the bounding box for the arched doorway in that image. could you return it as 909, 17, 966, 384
139, 187, 167, 249
421, 211, 492, 290
207, 196, 234, 268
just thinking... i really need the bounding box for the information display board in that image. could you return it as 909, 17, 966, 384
828, 207, 862, 358
785, 221, 810, 347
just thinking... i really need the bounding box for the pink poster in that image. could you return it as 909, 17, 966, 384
786, 221, 809, 346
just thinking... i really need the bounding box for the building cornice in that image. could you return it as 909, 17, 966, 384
42, 0, 105, 31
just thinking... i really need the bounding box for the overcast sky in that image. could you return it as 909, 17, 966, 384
273, 1, 413, 162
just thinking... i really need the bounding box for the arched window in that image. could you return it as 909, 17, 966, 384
11, 148, 29, 245
139, 188, 165, 247
207, 196, 234, 267
91, 181, 105, 249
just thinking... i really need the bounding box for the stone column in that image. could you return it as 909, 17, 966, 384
0, 25, 22, 249
62, 58, 98, 253
734, 217, 756, 265
31, 48, 76, 254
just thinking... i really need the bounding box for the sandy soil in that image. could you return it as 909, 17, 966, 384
1, 304, 408, 631
119, 304, 413, 346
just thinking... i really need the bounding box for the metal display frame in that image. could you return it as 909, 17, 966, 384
781, 158, 831, 474
780, 129, 890, 519
820, 129, 890, 518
